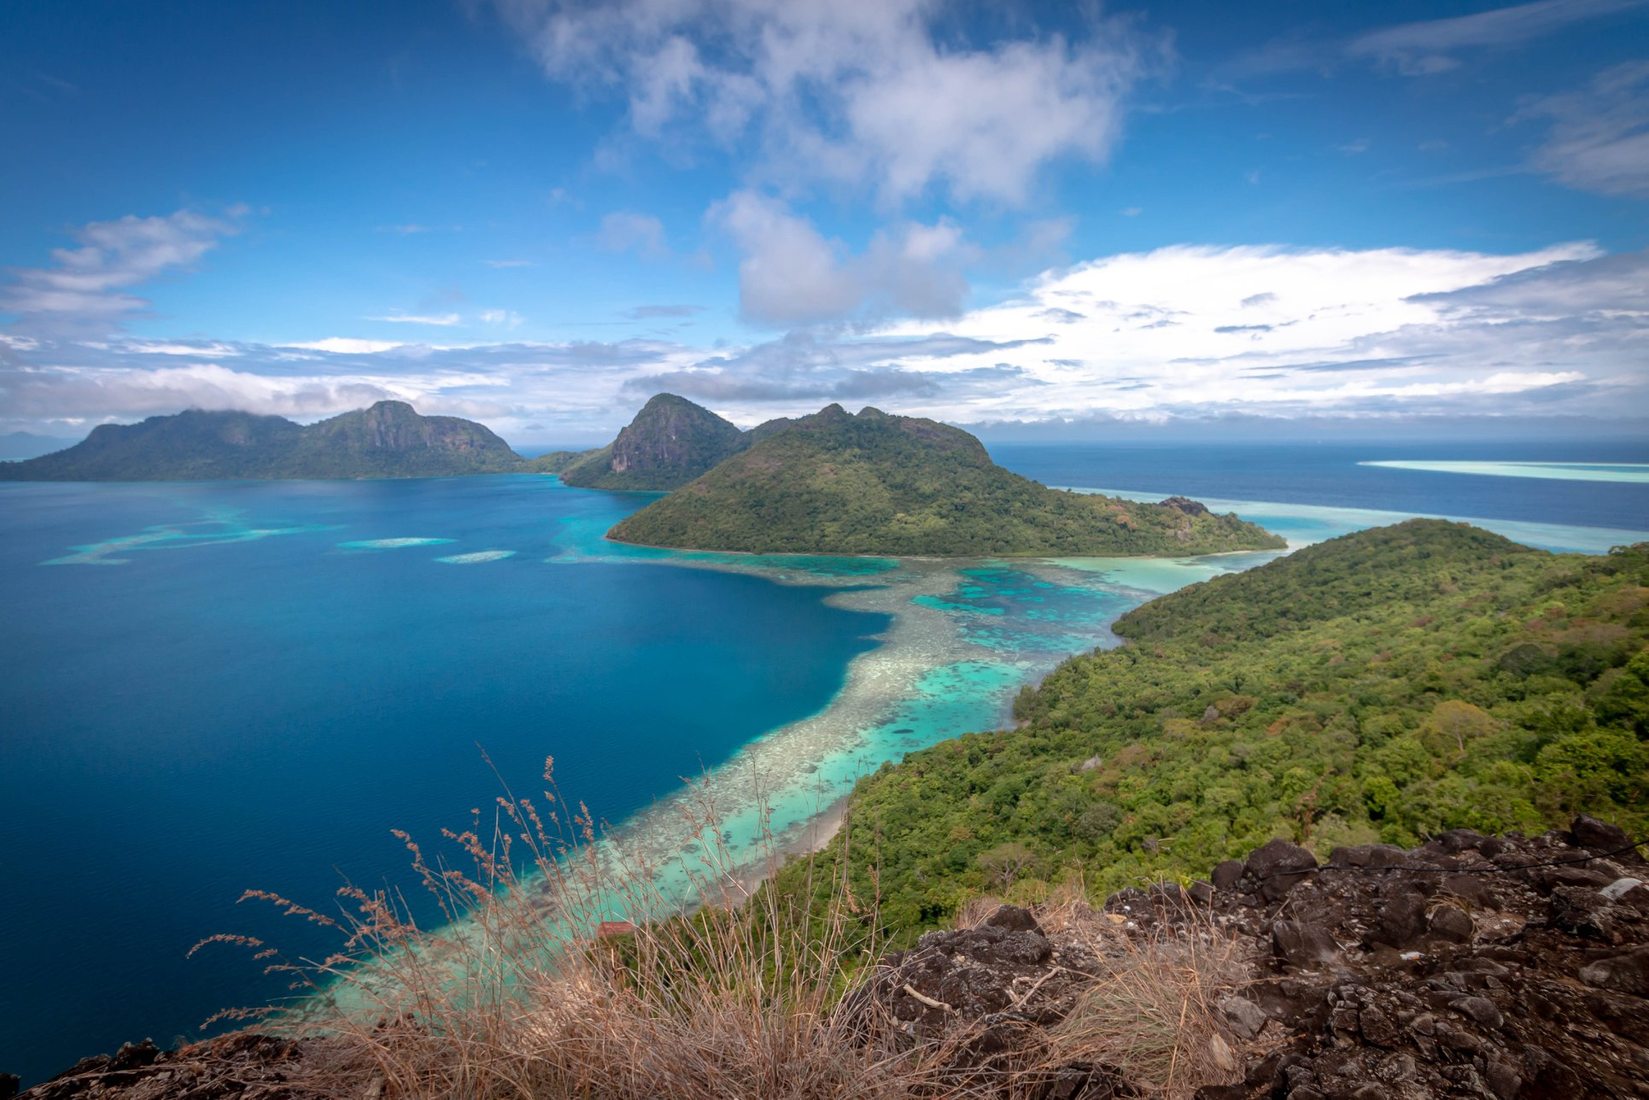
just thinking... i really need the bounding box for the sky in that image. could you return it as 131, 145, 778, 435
1, 0, 1647, 445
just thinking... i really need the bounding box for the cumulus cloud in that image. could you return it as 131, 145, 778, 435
0, 208, 245, 335
596, 210, 669, 257
712, 191, 975, 325
623, 329, 1047, 405
487, 0, 1160, 205
1346, 0, 1645, 76
864, 240, 1644, 423
1513, 61, 1649, 198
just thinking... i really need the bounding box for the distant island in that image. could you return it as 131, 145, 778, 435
536, 393, 748, 490
1, 393, 1283, 560
0, 401, 525, 480
606, 401, 1285, 557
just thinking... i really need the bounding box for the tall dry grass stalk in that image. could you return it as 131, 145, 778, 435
195, 757, 946, 1098
196, 758, 1245, 1099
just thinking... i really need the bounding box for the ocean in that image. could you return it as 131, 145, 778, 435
2, 440, 1647, 1082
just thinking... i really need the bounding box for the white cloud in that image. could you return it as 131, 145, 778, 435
711, 191, 975, 326
284, 338, 408, 355
6, 242, 1645, 439
366, 312, 463, 326
488, 0, 1161, 205
123, 340, 245, 357
480, 309, 526, 327
855, 240, 1639, 423
0, 208, 244, 334
596, 210, 669, 257
1514, 61, 1649, 198
1346, 0, 1645, 76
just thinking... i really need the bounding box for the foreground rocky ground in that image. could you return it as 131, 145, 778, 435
12, 816, 1647, 1099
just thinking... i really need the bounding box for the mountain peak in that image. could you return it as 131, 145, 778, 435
557, 392, 747, 491
0, 403, 523, 481
609, 401, 1284, 557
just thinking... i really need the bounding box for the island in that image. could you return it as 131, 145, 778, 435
606, 402, 1286, 556
780, 519, 1649, 934
541, 392, 748, 490
0, 400, 526, 480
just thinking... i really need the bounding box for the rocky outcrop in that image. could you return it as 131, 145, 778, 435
22, 820, 1646, 1099
15, 1035, 333, 1099
838, 817, 1648, 1099
557, 393, 747, 490
1105, 817, 1649, 1099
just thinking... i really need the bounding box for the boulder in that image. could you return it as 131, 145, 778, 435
1244, 839, 1318, 902
1571, 814, 1633, 857
1218, 994, 1268, 1040
1578, 946, 1649, 996
1271, 921, 1340, 968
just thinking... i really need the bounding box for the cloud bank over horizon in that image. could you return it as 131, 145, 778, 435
4, 231, 1643, 441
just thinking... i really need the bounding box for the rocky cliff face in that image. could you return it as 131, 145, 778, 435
288, 401, 524, 476
557, 393, 747, 490
853, 815, 1649, 1099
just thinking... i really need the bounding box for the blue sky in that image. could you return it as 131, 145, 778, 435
2, 0, 1646, 443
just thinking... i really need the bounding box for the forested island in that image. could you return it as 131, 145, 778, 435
1, 392, 1282, 561
607, 402, 1284, 556
777, 519, 1649, 934
0, 401, 525, 480
538, 393, 748, 489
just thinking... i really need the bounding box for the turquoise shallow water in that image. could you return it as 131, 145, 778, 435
3, 452, 1644, 1082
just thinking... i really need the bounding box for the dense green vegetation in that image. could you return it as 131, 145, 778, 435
0, 401, 526, 480
556, 393, 748, 490
609, 404, 1284, 556
776, 521, 1649, 937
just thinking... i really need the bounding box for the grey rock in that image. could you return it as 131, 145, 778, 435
1272, 920, 1340, 968
1449, 995, 1504, 1029
1601, 876, 1645, 901
1428, 903, 1474, 943
1578, 946, 1649, 996
1218, 993, 1268, 1040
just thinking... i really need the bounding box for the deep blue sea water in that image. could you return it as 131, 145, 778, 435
4, 441, 1648, 1082
0, 477, 886, 1082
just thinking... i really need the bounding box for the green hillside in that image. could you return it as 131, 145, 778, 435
0, 401, 525, 480
608, 404, 1284, 556
555, 393, 747, 490
777, 520, 1649, 935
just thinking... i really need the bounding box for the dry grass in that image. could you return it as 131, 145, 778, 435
196, 760, 1245, 1099
1037, 921, 1245, 1097
196, 758, 948, 1098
